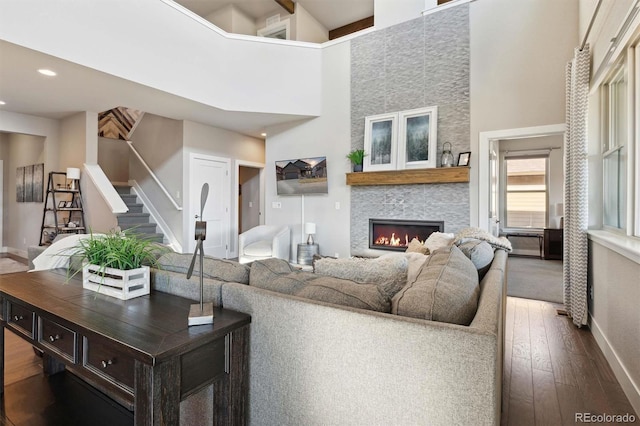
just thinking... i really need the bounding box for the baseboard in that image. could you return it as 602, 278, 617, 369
1, 247, 28, 260
590, 316, 640, 415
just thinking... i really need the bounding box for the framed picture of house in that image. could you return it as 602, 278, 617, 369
397, 106, 438, 169
364, 112, 398, 171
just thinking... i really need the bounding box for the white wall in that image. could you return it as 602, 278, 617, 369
264, 41, 351, 260
374, 0, 425, 29
581, 0, 640, 413
0, 0, 322, 116
295, 3, 328, 43
469, 0, 578, 227
205, 5, 256, 36
183, 121, 265, 255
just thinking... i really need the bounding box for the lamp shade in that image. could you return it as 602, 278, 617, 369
304, 222, 316, 235
66, 167, 81, 180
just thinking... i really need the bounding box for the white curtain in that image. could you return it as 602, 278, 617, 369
563, 45, 590, 327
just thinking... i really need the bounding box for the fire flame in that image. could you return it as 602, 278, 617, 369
374, 233, 422, 247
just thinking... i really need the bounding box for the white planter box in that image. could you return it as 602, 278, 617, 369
82, 264, 150, 300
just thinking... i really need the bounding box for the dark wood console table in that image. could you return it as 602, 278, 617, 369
0, 270, 250, 425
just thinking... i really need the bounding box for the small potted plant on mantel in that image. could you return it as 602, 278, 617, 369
67, 229, 167, 300
347, 149, 367, 172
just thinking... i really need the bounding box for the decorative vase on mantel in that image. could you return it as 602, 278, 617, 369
347, 149, 367, 173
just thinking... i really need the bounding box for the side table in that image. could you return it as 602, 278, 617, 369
297, 243, 319, 265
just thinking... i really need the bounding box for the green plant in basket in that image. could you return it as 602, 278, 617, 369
64, 229, 169, 298
76, 230, 163, 270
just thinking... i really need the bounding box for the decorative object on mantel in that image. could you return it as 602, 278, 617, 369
186, 183, 214, 326
71, 230, 166, 300
346, 149, 367, 172
457, 151, 471, 167
66, 167, 81, 190
441, 142, 454, 167
305, 222, 316, 244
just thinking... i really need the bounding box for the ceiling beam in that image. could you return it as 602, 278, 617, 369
274, 0, 295, 14
329, 16, 374, 40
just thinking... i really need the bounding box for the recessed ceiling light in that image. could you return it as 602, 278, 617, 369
38, 68, 57, 76
261, 132, 267, 137
0, 101, 5, 105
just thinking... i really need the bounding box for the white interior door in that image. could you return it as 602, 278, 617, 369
489, 139, 500, 237
190, 155, 230, 258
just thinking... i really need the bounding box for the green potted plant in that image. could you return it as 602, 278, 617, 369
67, 229, 167, 300
347, 149, 367, 172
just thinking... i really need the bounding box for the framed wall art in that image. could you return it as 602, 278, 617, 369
364, 112, 398, 171
397, 106, 438, 169
457, 151, 471, 166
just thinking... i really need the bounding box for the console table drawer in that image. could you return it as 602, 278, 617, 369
84, 336, 135, 392
38, 317, 77, 362
7, 301, 34, 338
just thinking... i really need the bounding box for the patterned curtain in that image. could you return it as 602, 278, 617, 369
563, 45, 590, 327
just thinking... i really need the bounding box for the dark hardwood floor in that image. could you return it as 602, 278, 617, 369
2, 299, 637, 425
502, 297, 638, 425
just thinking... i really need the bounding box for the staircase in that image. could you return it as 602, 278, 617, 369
115, 186, 164, 243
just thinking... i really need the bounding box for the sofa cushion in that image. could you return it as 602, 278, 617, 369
157, 252, 250, 284
313, 254, 408, 299
406, 238, 429, 255
391, 245, 479, 325
243, 240, 272, 257
456, 238, 495, 280
250, 258, 390, 312
423, 232, 455, 253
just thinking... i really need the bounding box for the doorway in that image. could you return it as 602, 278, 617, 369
188, 153, 230, 258
234, 161, 264, 257
478, 124, 566, 233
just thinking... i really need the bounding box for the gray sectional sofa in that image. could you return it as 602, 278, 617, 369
149, 244, 508, 426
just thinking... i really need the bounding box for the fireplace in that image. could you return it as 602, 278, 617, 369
369, 219, 444, 251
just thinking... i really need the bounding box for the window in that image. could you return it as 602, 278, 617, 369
602, 64, 628, 230
504, 156, 548, 229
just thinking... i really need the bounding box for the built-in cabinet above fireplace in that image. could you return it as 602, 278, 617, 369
346, 167, 469, 186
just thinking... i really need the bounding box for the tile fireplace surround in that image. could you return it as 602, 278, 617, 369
350, 183, 469, 257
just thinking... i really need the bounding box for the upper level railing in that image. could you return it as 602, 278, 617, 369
126, 141, 182, 211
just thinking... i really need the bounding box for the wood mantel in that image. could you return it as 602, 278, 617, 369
346, 167, 469, 186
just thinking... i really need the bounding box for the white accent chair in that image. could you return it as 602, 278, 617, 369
238, 225, 291, 264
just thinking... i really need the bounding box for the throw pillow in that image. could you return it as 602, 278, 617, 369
312, 254, 408, 299
423, 232, 455, 253
406, 238, 429, 255
391, 245, 479, 326
456, 238, 495, 280
157, 252, 250, 284
250, 258, 390, 312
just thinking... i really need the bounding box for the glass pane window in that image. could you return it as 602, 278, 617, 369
505, 157, 547, 229
602, 62, 628, 230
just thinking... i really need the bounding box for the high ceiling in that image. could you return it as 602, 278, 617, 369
0, 40, 310, 139
0, 0, 374, 139
175, 0, 374, 31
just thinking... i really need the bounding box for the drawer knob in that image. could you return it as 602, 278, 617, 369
13, 315, 24, 321
101, 359, 113, 369
49, 334, 60, 342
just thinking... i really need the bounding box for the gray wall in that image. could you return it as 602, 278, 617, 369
350, 5, 470, 254
98, 137, 130, 183
0, 133, 46, 251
